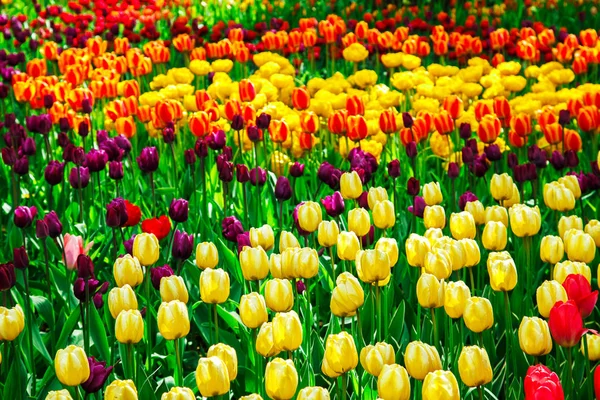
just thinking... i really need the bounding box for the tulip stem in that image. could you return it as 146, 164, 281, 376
341, 372, 347, 400
478, 386, 483, 400
503, 291, 516, 384
376, 284, 382, 342
168, 222, 178, 262
150, 172, 156, 216
469, 267, 476, 296
145, 268, 153, 370
329, 247, 336, 286
431, 308, 439, 350
584, 335, 593, 400
22, 268, 37, 396
41, 239, 56, 354
174, 339, 183, 386
213, 304, 219, 344
566, 347, 573, 399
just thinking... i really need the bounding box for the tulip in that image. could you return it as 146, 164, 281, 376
0, 304, 24, 341
265, 358, 298, 400
207, 343, 238, 380
554, 261, 591, 284
549, 300, 587, 347
279, 231, 300, 252
377, 364, 411, 400
239, 395, 264, 400
458, 346, 493, 387
519, 317, 553, 356
558, 215, 583, 240
356, 249, 391, 284
54, 345, 91, 386
359, 342, 395, 377
195, 357, 230, 397
422, 370, 460, 400
375, 238, 399, 267
115, 310, 144, 344
297, 202, 322, 233
544, 182, 575, 212
423, 182, 443, 206
132, 233, 160, 266
424, 248, 452, 280
157, 300, 190, 340
460, 239, 481, 267
340, 171, 363, 199
322, 332, 358, 377
265, 279, 294, 313
444, 281, 471, 319
348, 208, 371, 237
540, 236, 564, 264
423, 205, 446, 229
406, 234, 431, 267
337, 231, 360, 261
161, 387, 195, 400
404, 341, 442, 380
490, 173, 514, 202
484, 205, 508, 226
273, 310, 303, 351
295, 247, 319, 279
373, 200, 395, 230
250, 225, 275, 251
105, 380, 138, 399
417, 273, 445, 309
239, 292, 268, 329
536, 280, 569, 318
297, 387, 329, 400
424, 228, 444, 244
463, 297, 494, 333
564, 230, 596, 263
45, 390, 73, 399
482, 221, 507, 251
240, 246, 269, 281
581, 334, 600, 361
464, 201, 485, 225
256, 322, 279, 357
449, 211, 476, 240
108, 285, 138, 319
558, 175, 582, 200
524, 364, 564, 400
331, 272, 364, 317
160, 275, 189, 304
113, 255, 144, 288
150, 265, 174, 290
488, 258, 518, 292
195, 242, 219, 270
562, 273, 598, 318
509, 205, 541, 237
318, 221, 339, 248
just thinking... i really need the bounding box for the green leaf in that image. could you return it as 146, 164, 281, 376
31, 295, 54, 326
56, 306, 81, 350
4, 347, 26, 399
90, 305, 111, 362
31, 323, 53, 364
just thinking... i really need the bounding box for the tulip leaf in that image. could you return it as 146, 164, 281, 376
31, 322, 53, 364
90, 305, 111, 362
31, 295, 54, 326
56, 306, 81, 350
3, 349, 26, 399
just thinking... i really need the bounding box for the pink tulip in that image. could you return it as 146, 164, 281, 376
63, 234, 93, 270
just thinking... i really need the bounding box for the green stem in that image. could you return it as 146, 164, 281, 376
567, 347, 573, 399
376, 284, 382, 342
213, 303, 219, 344
22, 269, 36, 396
329, 247, 336, 285
174, 339, 183, 386
469, 267, 476, 295
431, 308, 438, 350
341, 372, 347, 400
150, 172, 156, 216
478, 386, 484, 400
145, 268, 152, 370
504, 291, 516, 385
584, 335, 593, 400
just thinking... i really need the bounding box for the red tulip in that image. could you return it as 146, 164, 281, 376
141, 215, 172, 240
347, 115, 368, 142
548, 300, 587, 348
292, 87, 310, 110
594, 365, 600, 399
563, 274, 598, 318
123, 201, 141, 227
524, 364, 564, 400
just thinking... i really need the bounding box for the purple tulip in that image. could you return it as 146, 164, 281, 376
86, 149, 108, 173
184, 149, 196, 165
274, 176, 292, 201
231, 114, 244, 131
558, 109, 570, 126
408, 196, 426, 218
222, 216, 244, 242
256, 113, 271, 130
114, 135, 132, 155
247, 125, 261, 142
484, 144, 501, 162
13, 156, 29, 175
99, 139, 122, 162
249, 167, 267, 186
108, 161, 124, 180
136, 147, 159, 173
76, 254, 95, 280
361, 225, 375, 247
459, 123, 472, 140
172, 230, 194, 260
69, 166, 90, 189
45, 211, 62, 238
13, 246, 28, 269
106, 198, 128, 228
36, 219, 49, 239
2, 147, 16, 166
21, 137, 36, 156
150, 265, 173, 290
402, 112, 413, 129
169, 199, 189, 223
407, 177, 420, 197
123, 235, 135, 255
458, 192, 478, 211
290, 162, 305, 178
321, 192, 345, 218
236, 164, 250, 183
564, 150, 579, 169
208, 129, 226, 150
236, 232, 251, 254
448, 162, 459, 179
388, 159, 400, 178
194, 138, 208, 158
405, 142, 417, 159
549, 151, 565, 170
81, 357, 113, 393
14, 205, 37, 228
0, 262, 16, 291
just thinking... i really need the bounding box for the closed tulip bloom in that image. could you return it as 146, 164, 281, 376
422, 370, 460, 400
549, 300, 587, 347
195, 242, 219, 270
537, 280, 569, 318
337, 231, 360, 261
554, 260, 591, 284
239, 395, 264, 400
200, 268, 230, 304
115, 309, 144, 344
208, 343, 237, 380
297, 387, 329, 400
464, 201, 485, 225
482, 221, 507, 251
256, 322, 279, 357
269, 254, 284, 279
543, 182, 575, 212
375, 238, 399, 267
450, 212, 476, 240
424, 205, 446, 229
318, 221, 339, 248
488, 258, 518, 291
490, 173, 514, 201
195, 357, 230, 397
295, 247, 319, 279
273, 311, 303, 351
265, 279, 294, 313
0, 305, 24, 341
558, 175, 582, 199
279, 231, 300, 252
280, 248, 300, 279
297, 201, 322, 233
105, 380, 138, 399
564, 230, 596, 263
460, 239, 481, 268
509, 205, 541, 237
360, 342, 395, 377
444, 281, 471, 319
458, 346, 493, 387
356, 249, 391, 283
373, 200, 395, 230
432, 237, 466, 271
132, 233, 159, 266
581, 334, 600, 361
331, 272, 364, 317
424, 248, 452, 279
464, 297, 494, 333
340, 171, 363, 199
265, 358, 298, 400
45, 390, 73, 400
239, 292, 268, 329
55, 345, 91, 386
348, 208, 371, 237
113, 255, 144, 288
540, 236, 564, 264
160, 275, 189, 303
240, 246, 269, 281
484, 205, 508, 226
558, 215, 583, 240
404, 341, 442, 380
417, 273, 445, 309
424, 228, 444, 244
406, 234, 431, 267
250, 225, 275, 251
157, 300, 190, 340
108, 285, 138, 319
584, 220, 600, 248
377, 364, 411, 400
423, 182, 443, 206
323, 332, 358, 376
161, 387, 195, 400
367, 187, 389, 209
519, 317, 553, 356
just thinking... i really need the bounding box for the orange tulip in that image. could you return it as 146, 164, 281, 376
299, 132, 314, 150
190, 111, 211, 137
120, 81, 140, 98
474, 102, 493, 121
66, 88, 95, 112
239, 79, 256, 102
42, 42, 59, 61
517, 40, 536, 61
490, 29, 509, 50
228, 28, 244, 42
302, 30, 318, 47
538, 29, 555, 47
433, 40, 448, 56
493, 97, 511, 126
299, 17, 317, 31
538, 110, 558, 131
511, 113, 532, 137
195, 90, 211, 110
355, 21, 368, 39
319, 21, 336, 43
492, 53, 505, 68
137, 105, 153, 123
577, 106, 599, 132
114, 38, 130, 55
269, 120, 289, 143
190, 47, 207, 61
173, 34, 194, 52
543, 123, 563, 145
224, 99, 242, 121
477, 115, 501, 144
155, 100, 178, 125
433, 111, 454, 135
443, 95, 463, 120
289, 31, 303, 50
328, 110, 347, 135
379, 110, 398, 134
564, 129, 582, 152
347, 115, 368, 142
567, 98, 584, 117
115, 116, 136, 138
342, 33, 357, 48
580, 29, 598, 47
417, 40, 431, 57
584, 92, 600, 108
400, 128, 418, 146
300, 111, 319, 134
242, 104, 256, 123
235, 46, 251, 63
292, 87, 310, 110
26, 59, 47, 78
554, 43, 573, 63
377, 31, 394, 49
573, 57, 588, 75
508, 130, 527, 148
346, 95, 364, 116
13, 81, 35, 103
87, 37, 107, 57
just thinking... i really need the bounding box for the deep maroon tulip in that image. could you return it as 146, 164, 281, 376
249, 167, 267, 186
470, 155, 489, 177
402, 112, 413, 129
558, 109, 570, 126
96, 130, 109, 145
106, 198, 128, 228
81, 99, 93, 115
218, 160, 234, 182
71, 146, 86, 166
69, 166, 90, 189
73, 278, 100, 302
357, 191, 369, 209
318, 162, 334, 184
77, 254, 95, 280
563, 274, 598, 319
290, 162, 305, 178
321, 192, 345, 218
507, 152, 518, 170
528, 145, 547, 169
57, 132, 70, 148
361, 225, 375, 247
236, 164, 250, 183
163, 127, 175, 144
14, 205, 37, 228
93, 292, 104, 309
458, 192, 478, 210
296, 279, 307, 295
114, 135, 132, 155
329, 169, 342, 190
231, 114, 245, 131
236, 232, 251, 253
45, 211, 62, 238
2, 147, 16, 165
123, 235, 135, 255
275, 176, 292, 201
222, 146, 233, 160
0, 262, 16, 291
99, 139, 122, 161
222, 216, 244, 242
86, 149, 108, 172
43, 95, 55, 111
37, 114, 52, 135
408, 196, 426, 218
184, 149, 196, 165
564, 150, 579, 169
459, 123, 472, 140
13, 156, 29, 175
169, 199, 189, 223
172, 230, 194, 260
405, 141, 417, 159
13, 246, 28, 269
81, 357, 113, 393
78, 122, 89, 138
108, 161, 124, 180
137, 147, 159, 173
462, 146, 474, 164
150, 265, 173, 290
247, 125, 261, 142
407, 177, 420, 197
256, 113, 271, 130
484, 144, 501, 162
194, 138, 208, 158
388, 159, 401, 178
59, 118, 70, 132
208, 130, 226, 150
36, 219, 49, 239
513, 165, 529, 183
21, 137, 36, 156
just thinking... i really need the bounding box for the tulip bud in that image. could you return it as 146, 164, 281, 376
322, 331, 358, 378
113, 255, 144, 288
404, 341, 442, 380
317, 221, 339, 248
172, 230, 194, 261
330, 272, 364, 317
249, 225, 275, 251
132, 233, 160, 266
200, 268, 230, 304
265, 279, 295, 314
581, 334, 600, 361
157, 300, 190, 340
169, 199, 189, 223
405, 141, 417, 159
207, 343, 238, 380
161, 387, 195, 400
54, 345, 91, 386
14, 205, 37, 228
549, 300, 586, 347
444, 280, 471, 319
45, 390, 74, 399
160, 275, 189, 304
265, 358, 299, 400
240, 246, 269, 281
275, 176, 293, 201
509, 204, 541, 237
482, 221, 507, 251
321, 192, 345, 218
405, 234, 431, 268
195, 242, 219, 269
340, 171, 363, 199
297, 387, 329, 400
136, 147, 159, 173
373, 200, 395, 230
115, 309, 144, 344
12, 246, 28, 270
256, 321, 279, 357
417, 273, 445, 309
239, 292, 268, 329
296, 201, 322, 234
377, 364, 411, 400
458, 346, 493, 387
108, 285, 138, 319
488, 257, 518, 292
195, 357, 230, 397
423, 205, 446, 230
337, 231, 360, 261
463, 297, 494, 333
105, 379, 138, 399
423, 182, 442, 205
519, 316, 553, 356
150, 265, 173, 291
273, 310, 303, 351
375, 238, 399, 267
422, 370, 460, 400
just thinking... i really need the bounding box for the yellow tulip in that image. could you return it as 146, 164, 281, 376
405, 234, 431, 267
269, 253, 284, 278
113, 254, 144, 288
207, 343, 238, 380
297, 387, 329, 400
240, 246, 270, 281
564, 230, 596, 263
373, 200, 395, 229
558, 215, 583, 240
115, 309, 144, 344
132, 233, 160, 266
265, 279, 294, 313
433, 237, 465, 271
239, 395, 264, 400
424, 205, 446, 229
536, 280, 569, 318
422, 370, 460, 400
424, 248, 452, 280
444, 281, 471, 319
482, 221, 507, 251
295, 247, 319, 279
342, 43, 369, 63
367, 187, 389, 209
449, 211, 476, 240
543, 182, 575, 212
377, 364, 411, 400
584, 220, 600, 247
200, 268, 230, 304
195, 242, 219, 270
356, 249, 391, 284
503, 183, 521, 208
297, 201, 322, 233
318, 220, 340, 248
45, 390, 73, 400
157, 300, 190, 340
265, 358, 299, 400
581, 334, 600, 361
417, 273, 445, 309
273, 311, 303, 351
331, 272, 364, 317
464, 200, 485, 225
488, 258, 518, 292
108, 285, 138, 319
518, 316, 552, 356
0, 304, 25, 341
509, 204, 541, 237
105, 380, 138, 400
250, 224, 275, 251
463, 297, 494, 333
460, 239, 480, 268
360, 342, 395, 377
239, 292, 268, 329
279, 231, 300, 252
490, 173, 513, 201
558, 175, 581, 199
348, 208, 371, 237
195, 357, 230, 397
323, 332, 358, 376
337, 231, 360, 261
457, 346, 493, 387
340, 171, 363, 199
375, 238, 399, 267
424, 228, 444, 244
553, 260, 591, 284
54, 345, 90, 386
160, 275, 189, 303
423, 182, 443, 205
540, 235, 564, 264
256, 322, 279, 357
484, 205, 508, 226
404, 341, 442, 380
161, 387, 195, 400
